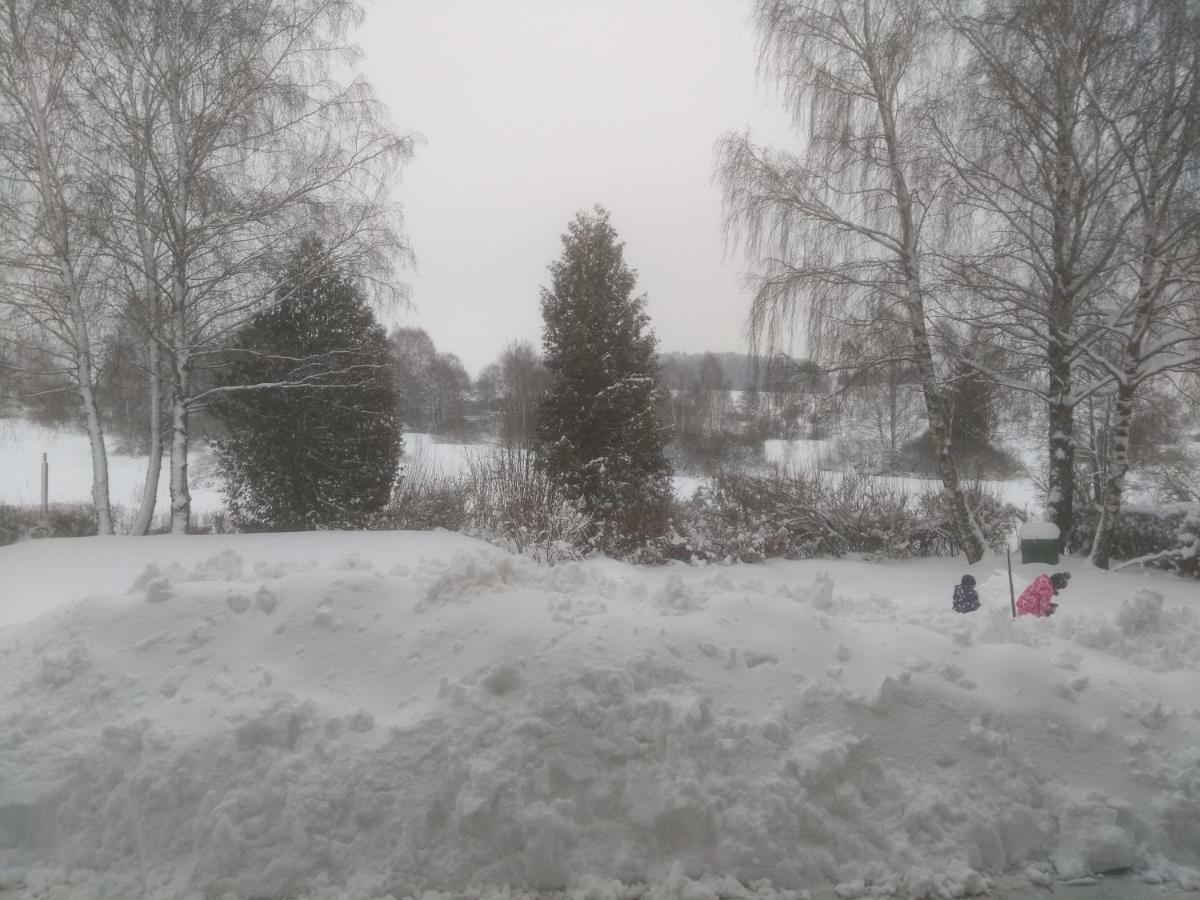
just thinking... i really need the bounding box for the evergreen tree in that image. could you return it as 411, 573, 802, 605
211, 239, 401, 530
947, 356, 996, 457
536, 207, 673, 552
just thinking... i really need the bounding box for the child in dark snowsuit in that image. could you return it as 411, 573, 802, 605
952, 574, 980, 613
1016, 571, 1071, 617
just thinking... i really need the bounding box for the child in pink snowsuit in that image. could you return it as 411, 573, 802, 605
1016, 572, 1070, 617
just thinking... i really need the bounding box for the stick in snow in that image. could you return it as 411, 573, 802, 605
1006, 546, 1017, 619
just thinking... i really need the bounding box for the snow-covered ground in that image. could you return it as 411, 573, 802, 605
0, 420, 223, 521
1, 531, 1198, 899
761, 439, 1041, 513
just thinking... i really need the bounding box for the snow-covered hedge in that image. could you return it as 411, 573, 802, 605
0, 503, 97, 545
375, 446, 589, 564
663, 470, 1022, 563
1072, 503, 1200, 579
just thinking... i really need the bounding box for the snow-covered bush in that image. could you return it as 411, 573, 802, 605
378, 475, 471, 532
1072, 503, 1200, 578
665, 468, 1020, 563
1116, 588, 1164, 636
377, 442, 470, 531
376, 445, 590, 563
462, 447, 589, 564
921, 481, 1026, 555
0, 503, 97, 545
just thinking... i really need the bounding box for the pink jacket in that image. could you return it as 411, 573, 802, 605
1016, 574, 1056, 617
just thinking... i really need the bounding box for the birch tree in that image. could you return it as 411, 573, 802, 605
93, 0, 410, 534
0, 0, 116, 533
934, 0, 1130, 548
75, 2, 172, 535
1086, 0, 1200, 567
717, 0, 987, 562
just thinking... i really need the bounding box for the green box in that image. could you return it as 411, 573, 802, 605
1021, 538, 1060, 565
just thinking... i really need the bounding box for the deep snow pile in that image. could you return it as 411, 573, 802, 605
1, 532, 1199, 900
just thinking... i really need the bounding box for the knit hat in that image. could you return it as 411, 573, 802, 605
961, 574, 977, 587
1050, 572, 1071, 591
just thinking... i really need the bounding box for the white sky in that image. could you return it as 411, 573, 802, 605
354, 0, 796, 375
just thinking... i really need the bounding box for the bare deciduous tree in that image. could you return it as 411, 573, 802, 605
1084, 0, 1200, 567
718, 0, 987, 562
92, 0, 411, 533
0, 0, 115, 533
497, 340, 549, 447
934, 0, 1131, 549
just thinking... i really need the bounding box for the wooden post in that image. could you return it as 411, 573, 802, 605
41, 452, 48, 521
1006, 545, 1017, 619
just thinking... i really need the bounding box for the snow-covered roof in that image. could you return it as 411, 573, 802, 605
1019, 521, 1061, 540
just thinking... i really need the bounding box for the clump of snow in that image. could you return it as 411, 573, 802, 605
1116, 588, 1164, 635
652, 575, 705, 615
1, 534, 1198, 900
1049, 798, 1138, 879
1018, 521, 1061, 540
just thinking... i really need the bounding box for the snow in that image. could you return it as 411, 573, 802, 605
401, 433, 481, 479
1018, 522, 1061, 541
2, 532, 1199, 899
0, 420, 223, 519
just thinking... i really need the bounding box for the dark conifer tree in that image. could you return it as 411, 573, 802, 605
211, 239, 401, 530
536, 207, 672, 552
947, 355, 996, 457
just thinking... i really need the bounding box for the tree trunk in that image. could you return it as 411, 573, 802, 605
872, 63, 985, 564
910, 307, 985, 563
64, 264, 113, 535
1091, 248, 1159, 569
1044, 49, 1080, 553
1089, 380, 1134, 569
168, 272, 191, 535
77, 373, 115, 536
61, 255, 113, 535
1085, 397, 1103, 504
1046, 344, 1075, 551
169, 355, 191, 535
131, 341, 163, 536
16, 30, 114, 534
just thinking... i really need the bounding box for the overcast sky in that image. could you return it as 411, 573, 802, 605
354, 0, 795, 375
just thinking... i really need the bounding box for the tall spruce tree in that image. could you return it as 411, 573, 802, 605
536, 207, 672, 552
211, 239, 401, 530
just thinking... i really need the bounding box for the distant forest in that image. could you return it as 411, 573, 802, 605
658, 352, 755, 391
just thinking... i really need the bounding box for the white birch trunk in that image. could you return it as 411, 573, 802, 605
168, 310, 192, 535
1090, 252, 1158, 569
1089, 381, 1134, 569
131, 341, 162, 536
166, 91, 193, 536
77, 368, 115, 536
11, 8, 115, 534
870, 46, 985, 564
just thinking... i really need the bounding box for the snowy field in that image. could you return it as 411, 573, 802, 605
0, 420, 224, 521
0, 421, 1042, 526
760, 439, 1041, 513
1, 531, 1198, 899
